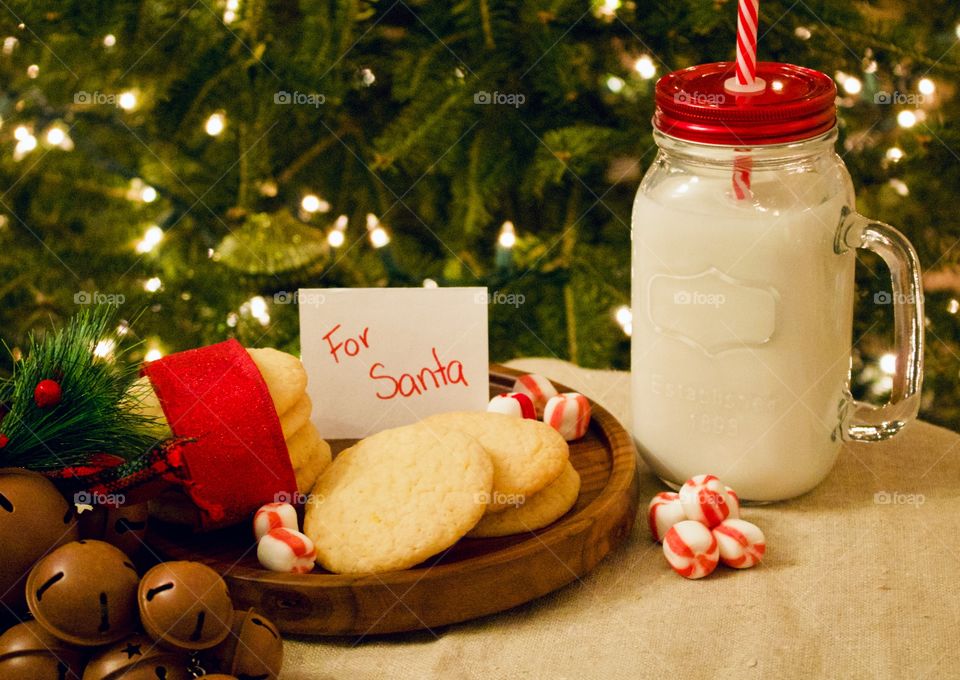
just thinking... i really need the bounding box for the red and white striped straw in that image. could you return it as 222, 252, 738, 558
729, 0, 762, 200
732, 152, 752, 200
735, 0, 760, 87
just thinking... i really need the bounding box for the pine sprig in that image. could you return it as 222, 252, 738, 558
0, 308, 162, 471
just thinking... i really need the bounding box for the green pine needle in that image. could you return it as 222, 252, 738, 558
0, 308, 163, 471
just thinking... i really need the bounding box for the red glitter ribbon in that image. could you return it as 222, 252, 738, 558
142, 339, 297, 528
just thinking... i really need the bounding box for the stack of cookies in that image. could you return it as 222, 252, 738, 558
303, 411, 582, 575
245, 348, 332, 494
131, 347, 332, 522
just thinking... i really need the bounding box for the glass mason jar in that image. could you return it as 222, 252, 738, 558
631, 63, 924, 501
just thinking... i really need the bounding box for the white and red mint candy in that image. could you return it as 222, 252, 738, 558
713, 518, 765, 569
512, 374, 558, 413
678, 474, 734, 528
662, 520, 719, 580
724, 485, 741, 519
487, 392, 536, 420
253, 502, 299, 541
648, 491, 686, 543
257, 527, 316, 574
543, 392, 591, 441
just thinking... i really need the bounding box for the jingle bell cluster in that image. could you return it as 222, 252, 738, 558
0, 469, 283, 679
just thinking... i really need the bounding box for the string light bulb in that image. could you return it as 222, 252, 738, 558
93, 338, 117, 360
144, 276, 162, 292
247, 295, 270, 326
136, 225, 164, 254
103, 34, 116, 47
327, 214, 348, 248
498, 221, 516, 249
144, 347, 163, 362
888, 179, 909, 197
886, 147, 904, 162
595, 0, 621, 19
118, 91, 138, 111
366, 213, 390, 248
423, 278, 438, 288
842, 76, 862, 95
301, 194, 330, 214
224, 0, 240, 23
879, 353, 897, 375
918, 78, 935, 96
13, 132, 37, 160
614, 305, 633, 337
45, 127, 65, 146
26, 64, 38, 78
126, 178, 156, 202
204, 112, 226, 136
634, 56, 656, 80
897, 110, 917, 128
606, 76, 625, 93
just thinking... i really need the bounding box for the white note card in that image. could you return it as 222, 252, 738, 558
299, 287, 490, 438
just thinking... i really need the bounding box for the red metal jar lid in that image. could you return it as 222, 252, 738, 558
654, 62, 837, 146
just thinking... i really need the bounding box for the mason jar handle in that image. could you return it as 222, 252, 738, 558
837, 207, 924, 441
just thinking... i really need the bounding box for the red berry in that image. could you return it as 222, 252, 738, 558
34, 379, 63, 408
0, 434, 7, 448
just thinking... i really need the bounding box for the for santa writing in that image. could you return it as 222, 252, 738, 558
323, 323, 469, 400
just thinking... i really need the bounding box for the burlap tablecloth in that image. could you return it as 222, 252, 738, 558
283, 358, 959, 680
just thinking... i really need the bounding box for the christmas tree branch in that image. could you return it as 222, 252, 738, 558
0, 308, 163, 471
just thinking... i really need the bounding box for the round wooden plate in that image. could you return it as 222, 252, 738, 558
147, 365, 639, 636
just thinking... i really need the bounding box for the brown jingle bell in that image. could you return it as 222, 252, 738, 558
0, 467, 80, 612
81, 633, 194, 680
0, 619, 87, 679
138, 561, 233, 651
26, 539, 140, 646
202, 608, 283, 680
78, 502, 148, 557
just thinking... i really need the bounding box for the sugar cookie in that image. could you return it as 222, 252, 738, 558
467, 461, 580, 537
285, 422, 332, 494
279, 393, 313, 439
303, 424, 493, 574
247, 347, 308, 415
421, 411, 568, 514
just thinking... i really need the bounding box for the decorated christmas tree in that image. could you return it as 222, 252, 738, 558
1, 0, 959, 426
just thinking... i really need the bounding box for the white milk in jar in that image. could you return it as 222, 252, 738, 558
631, 63, 924, 500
